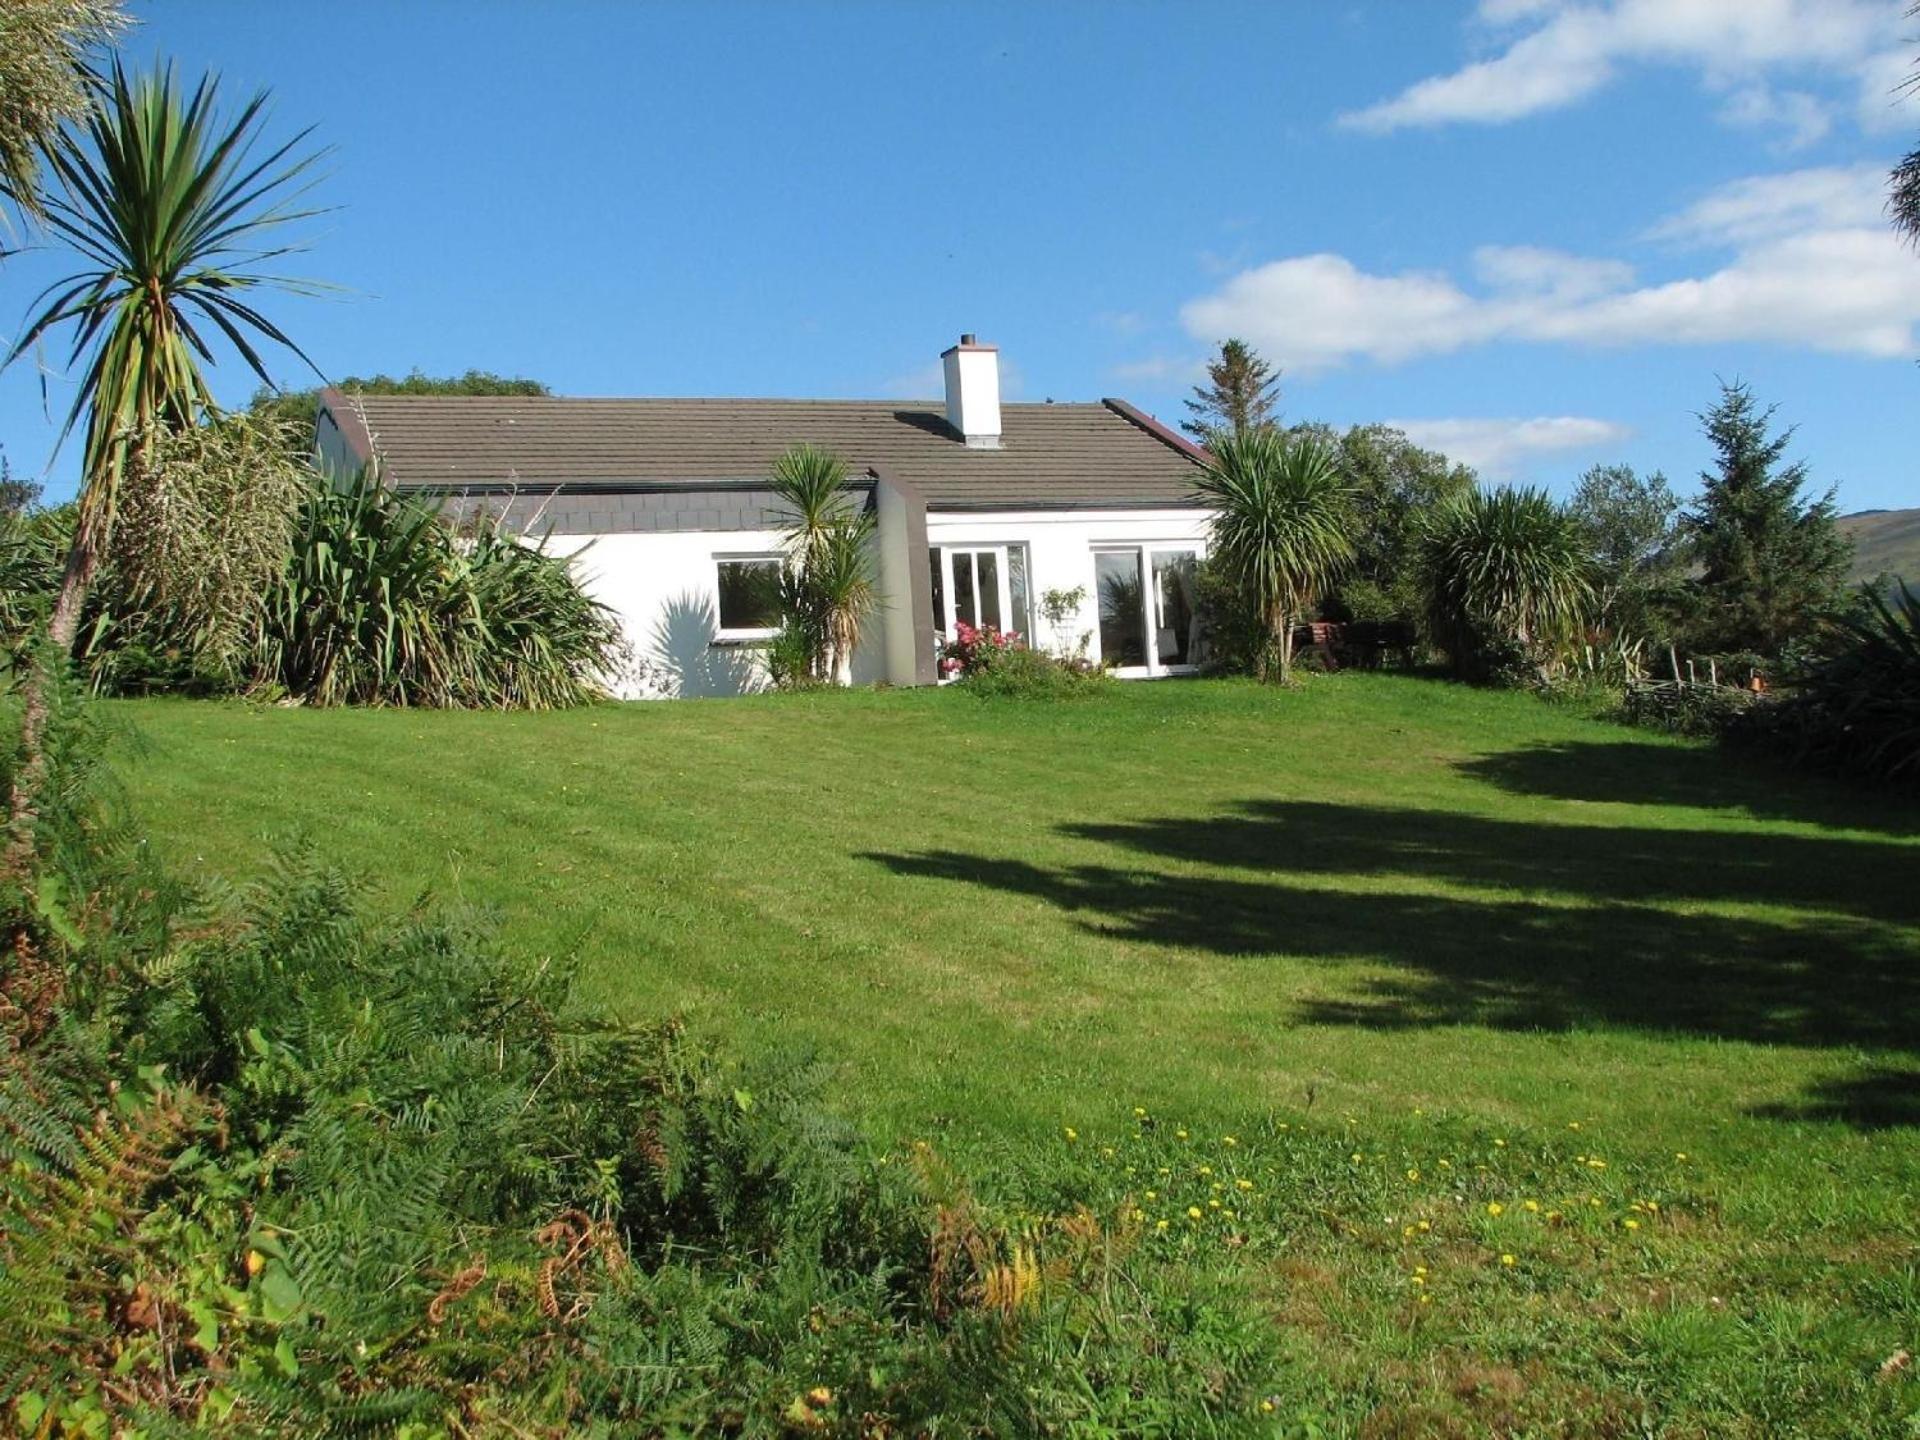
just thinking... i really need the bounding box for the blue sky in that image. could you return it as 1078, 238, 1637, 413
3, 0, 1916, 510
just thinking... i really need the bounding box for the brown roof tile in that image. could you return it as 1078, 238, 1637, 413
322, 393, 1207, 510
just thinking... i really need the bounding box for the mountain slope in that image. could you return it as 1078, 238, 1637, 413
1838, 508, 1920, 587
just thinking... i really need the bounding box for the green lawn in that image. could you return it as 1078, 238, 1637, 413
108, 676, 1919, 1433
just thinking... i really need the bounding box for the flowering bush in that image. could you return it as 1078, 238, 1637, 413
939, 620, 1023, 678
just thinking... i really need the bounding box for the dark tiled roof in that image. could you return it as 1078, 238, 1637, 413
323, 393, 1207, 510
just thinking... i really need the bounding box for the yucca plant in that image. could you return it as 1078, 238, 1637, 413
1191, 429, 1354, 682
1420, 486, 1594, 682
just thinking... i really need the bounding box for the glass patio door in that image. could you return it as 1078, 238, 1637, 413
1094, 545, 1203, 676
932, 545, 1031, 639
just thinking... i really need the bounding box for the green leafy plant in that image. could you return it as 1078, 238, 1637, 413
768, 444, 878, 686
256, 467, 624, 708
1191, 429, 1355, 683
1420, 486, 1594, 684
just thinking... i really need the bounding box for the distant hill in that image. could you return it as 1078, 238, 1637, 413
1837, 508, 1920, 590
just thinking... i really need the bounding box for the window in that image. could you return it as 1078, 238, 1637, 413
714, 555, 783, 639
930, 544, 1032, 639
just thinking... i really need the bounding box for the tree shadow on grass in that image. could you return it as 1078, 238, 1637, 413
1457, 739, 1918, 836
861, 803, 1917, 1058
1061, 800, 1917, 925
1748, 1068, 1920, 1130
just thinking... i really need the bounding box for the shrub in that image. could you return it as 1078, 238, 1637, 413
939, 619, 1022, 678
1730, 579, 1920, 784
255, 468, 626, 708
958, 643, 1108, 701
1618, 679, 1755, 738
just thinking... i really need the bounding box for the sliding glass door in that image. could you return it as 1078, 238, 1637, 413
1094, 545, 1203, 676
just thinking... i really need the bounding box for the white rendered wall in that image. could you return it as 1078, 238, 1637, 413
534, 528, 888, 700
924, 507, 1212, 664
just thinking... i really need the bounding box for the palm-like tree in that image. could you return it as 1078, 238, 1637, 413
767, 442, 876, 684
2, 61, 322, 879
2, 60, 326, 650
1419, 486, 1594, 679
1192, 428, 1354, 683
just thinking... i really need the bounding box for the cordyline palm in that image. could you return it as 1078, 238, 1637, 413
1892, 5, 1919, 247
1192, 428, 1354, 683
1420, 486, 1594, 677
768, 442, 875, 684
2, 60, 326, 650
1, 60, 323, 879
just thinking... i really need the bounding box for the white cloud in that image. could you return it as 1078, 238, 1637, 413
1646, 163, 1890, 245
1717, 84, 1833, 151
1180, 167, 1920, 374
1386, 416, 1631, 479
1341, 0, 1903, 145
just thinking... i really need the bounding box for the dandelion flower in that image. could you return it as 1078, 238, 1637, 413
1419, 1293, 1432, 1305
1437, 1159, 1452, 1170
1175, 1129, 1189, 1141
1486, 1202, 1505, 1216
1418, 1220, 1431, 1232
1223, 1135, 1239, 1147
1144, 1190, 1158, 1202
1351, 1153, 1363, 1163
1188, 1206, 1203, 1220
1623, 1218, 1641, 1230
1064, 1127, 1078, 1142
1198, 1164, 1213, 1176
1156, 1218, 1169, 1232
1523, 1200, 1540, 1213
1406, 1169, 1420, 1182
807, 1386, 834, 1407
1237, 1178, 1253, 1191
1208, 1198, 1222, 1209
1133, 1107, 1148, 1118
1493, 1138, 1507, 1148
1568, 1121, 1582, 1131
1500, 1253, 1516, 1267
1674, 1152, 1688, 1162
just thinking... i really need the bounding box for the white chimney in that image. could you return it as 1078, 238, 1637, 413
942, 334, 1001, 448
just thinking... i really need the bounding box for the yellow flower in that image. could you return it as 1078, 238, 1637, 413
1523, 1200, 1540, 1213
1261, 1399, 1276, 1414
1188, 1206, 1203, 1220
1587, 1158, 1607, 1170
1350, 1152, 1363, 1163
1101, 1146, 1115, 1159
1156, 1218, 1170, 1232
1419, 1293, 1432, 1305
1224, 1210, 1236, 1221
1402, 1224, 1416, 1238
1130, 1208, 1146, 1223
1500, 1253, 1517, 1267
806, 1386, 834, 1407
1646, 1200, 1660, 1212
1409, 1274, 1426, 1286
1063, 1127, 1078, 1142
1545, 1210, 1563, 1222
1623, 1218, 1641, 1230
1198, 1164, 1213, 1176
1417, 1220, 1431, 1232
1674, 1152, 1688, 1162
1133, 1107, 1148, 1118
1414, 1264, 1427, 1275
1406, 1169, 1421, 1182
1236, 1178, 1253, 1191
1144, 1190, 1158, 1202
1437, 1159, 1452, 1170
1175, 1128, 1189, 1140
1208, 1197, 1222, 1209
1223, 1135, 1238, 1147
1486, 1202, 1504, 1216
1493, 1138, 1507, 1148
1568, 1121, 1581, 1131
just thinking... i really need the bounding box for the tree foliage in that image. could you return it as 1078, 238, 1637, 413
1294, 423, 1476, 625
1181, 338, 1281, 440
1892, 5, 1919, 247
1679, 381, 1849, 658
0, 0, 124, 218
1192, 428, 1354, 682
249, 369, 551, 450
1569, 462, 1682, 645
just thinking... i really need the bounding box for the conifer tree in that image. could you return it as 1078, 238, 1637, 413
1681, 381, 1850, 657
1182, 339, 1281, 440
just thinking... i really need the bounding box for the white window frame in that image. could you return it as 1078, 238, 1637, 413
712, 552, 785, 642
1091, 542, 1207, 678
931, 543, 1032, 641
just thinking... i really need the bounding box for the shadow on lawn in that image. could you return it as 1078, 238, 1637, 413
861, 801, 1918, 1059
1749, 1067, 1920, 1130
1459, 739, 1919, 836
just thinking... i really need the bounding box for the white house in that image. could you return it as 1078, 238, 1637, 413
315, 336, 1215, 698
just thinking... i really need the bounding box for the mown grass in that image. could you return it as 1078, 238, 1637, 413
109, 675, 1919, 1434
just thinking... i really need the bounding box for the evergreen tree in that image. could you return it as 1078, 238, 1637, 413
1681, 381, 1850, 657
1181, 339, 1281, 439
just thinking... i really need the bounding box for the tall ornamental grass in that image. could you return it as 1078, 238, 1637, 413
257, 468, 624, 709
